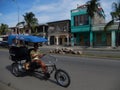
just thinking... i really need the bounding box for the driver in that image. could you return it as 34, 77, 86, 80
24, 43, 47, 73
30, 43, 47, 73
24, 43, 49, 77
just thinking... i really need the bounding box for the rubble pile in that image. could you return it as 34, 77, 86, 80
49, 48, 83, 55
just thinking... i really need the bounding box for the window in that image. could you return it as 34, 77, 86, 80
74, 14, 89, 26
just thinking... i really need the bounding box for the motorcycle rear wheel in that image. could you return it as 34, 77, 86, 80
11, 63, 22, 77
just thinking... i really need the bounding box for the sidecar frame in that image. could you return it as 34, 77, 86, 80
9, 46, 30, 62
8, 34, 47, 62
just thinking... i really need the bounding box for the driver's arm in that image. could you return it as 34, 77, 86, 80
30, 50, 43, 59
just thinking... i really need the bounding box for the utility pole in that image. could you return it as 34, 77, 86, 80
12, 0, 19, 24
12, 0, 20, 34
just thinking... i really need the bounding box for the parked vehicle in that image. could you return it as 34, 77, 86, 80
0, 41, 8, 48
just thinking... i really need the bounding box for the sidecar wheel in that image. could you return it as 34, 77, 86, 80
55, 69, 70, 87
11, 63, 21, 77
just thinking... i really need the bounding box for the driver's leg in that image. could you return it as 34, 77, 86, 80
36, 60, 50, 79
24, 62, 30, 70
34, 60, 47, 73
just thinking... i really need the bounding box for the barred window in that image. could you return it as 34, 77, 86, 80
74, 14, 89, 26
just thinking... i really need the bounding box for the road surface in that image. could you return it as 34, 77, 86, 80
0, 49, 120, 90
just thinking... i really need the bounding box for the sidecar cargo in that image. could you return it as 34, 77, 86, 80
9, 46, 30, 61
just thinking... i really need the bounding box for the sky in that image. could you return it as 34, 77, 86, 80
0, 0, 118, 27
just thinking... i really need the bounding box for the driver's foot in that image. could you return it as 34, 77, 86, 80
23, 63, 30, 70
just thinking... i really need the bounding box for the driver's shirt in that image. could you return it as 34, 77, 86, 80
30, 50, 41, 61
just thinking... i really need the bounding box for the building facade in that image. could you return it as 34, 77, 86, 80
71, 4, 120, 47
47, 20, 71, 46
36, 24, 48, 38
9, 20, 71, 46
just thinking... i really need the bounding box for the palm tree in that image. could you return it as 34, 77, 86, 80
0, 23, 9, 35
104, 1, 120, 46
23, 12, 38, 34
86, 0, 104, 47
16, 21, 25, 34
16, 21, 25, 27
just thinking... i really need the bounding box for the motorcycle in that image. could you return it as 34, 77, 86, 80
8, 34, 71, 87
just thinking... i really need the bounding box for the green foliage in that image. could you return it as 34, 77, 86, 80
86, 0, 104, 47
86, 0, 103, 19
16, 21, 25, 27
0, 23, 9, 35
23, 12, 38, 33
104, 20, 114, 31
104, 1, 120, 31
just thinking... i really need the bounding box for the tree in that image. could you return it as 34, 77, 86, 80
16, 21, 26, 34
23, 12, 38, 34
16, 21, 25, 27
104, 1, 120, 46
0, 23, 9, 35
86, 0, 104, 47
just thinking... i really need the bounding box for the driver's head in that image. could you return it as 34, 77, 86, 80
34, 43, 39, 50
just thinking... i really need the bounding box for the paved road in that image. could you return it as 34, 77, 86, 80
0, 49, 120, 90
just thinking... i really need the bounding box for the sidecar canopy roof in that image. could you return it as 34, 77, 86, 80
8, 34, 48, 45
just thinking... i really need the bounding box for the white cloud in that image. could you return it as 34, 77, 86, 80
30, 4, 55, 13
28, 0, 113, 24
28, 0, 82, 23
0, 12, 24, 27
100, 0, 112, 22
37, 15, 51, 24
0, 13, 2, 16
2, 0, 114, 27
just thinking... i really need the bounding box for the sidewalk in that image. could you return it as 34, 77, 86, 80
39, 45, 120, 59
40, 45, 120, 51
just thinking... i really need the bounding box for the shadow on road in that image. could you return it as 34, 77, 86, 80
6, 65, 59, 87
6, 65, 12, 73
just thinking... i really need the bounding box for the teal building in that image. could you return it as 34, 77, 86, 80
71, 4, 119, 47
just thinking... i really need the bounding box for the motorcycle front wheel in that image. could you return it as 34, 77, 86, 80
55, 69, 71, 87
